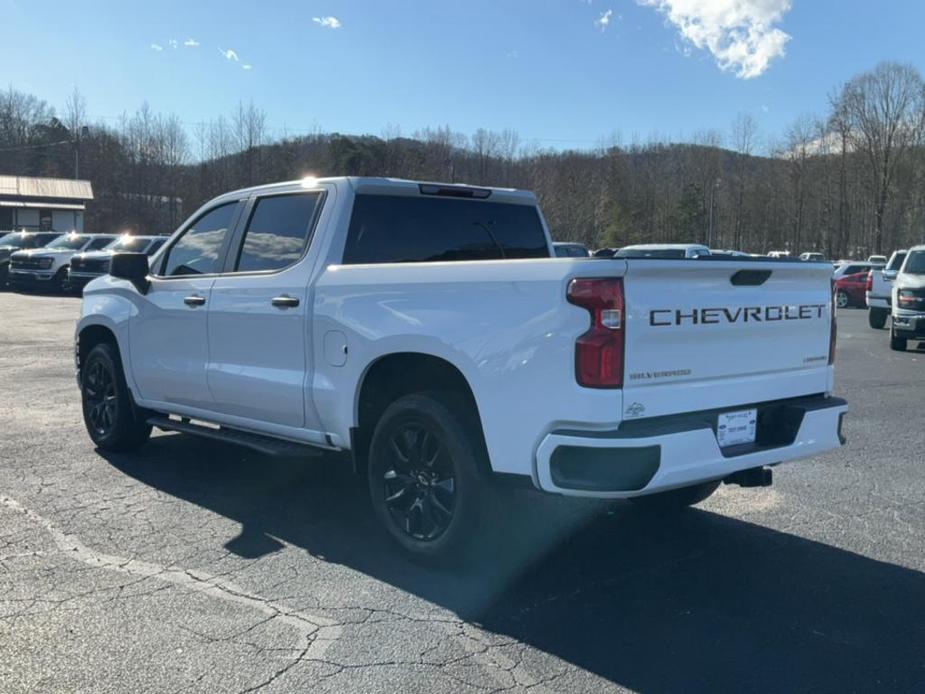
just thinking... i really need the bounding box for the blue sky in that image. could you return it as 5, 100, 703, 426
4, 1, 924, 151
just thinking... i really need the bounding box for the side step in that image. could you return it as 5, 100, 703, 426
147, 416, 326, 458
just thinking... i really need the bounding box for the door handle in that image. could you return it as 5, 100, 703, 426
271, 295, 300, 309
184, 295, 206, 307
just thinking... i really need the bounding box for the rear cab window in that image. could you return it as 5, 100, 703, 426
342, 194, 549, 265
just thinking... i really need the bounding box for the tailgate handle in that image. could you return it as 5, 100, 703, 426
730, 270, 772, 286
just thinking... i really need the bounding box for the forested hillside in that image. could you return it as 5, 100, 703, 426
2, 62, 923, 257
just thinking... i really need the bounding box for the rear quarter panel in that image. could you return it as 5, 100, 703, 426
312, 258, 626, 475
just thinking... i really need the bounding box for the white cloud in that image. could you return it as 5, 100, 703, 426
595, 9, 614, 31
242, 64, 253, 71
218, 47, 239, 62
312, 16, 342, 29
638, 0, 792, 78
150, 43, 163, 51
184, 38, 200, 47
168, 38, 178, 49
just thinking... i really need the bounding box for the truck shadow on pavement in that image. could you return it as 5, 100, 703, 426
103, 433, 924, 693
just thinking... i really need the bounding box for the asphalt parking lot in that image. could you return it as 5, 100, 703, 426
1, 292, 923, 693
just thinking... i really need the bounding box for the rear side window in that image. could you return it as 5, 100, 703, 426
888, 253, 907, 271
342, 194, 549, 265
235, 193, 322, 272
162, 203, 236, 277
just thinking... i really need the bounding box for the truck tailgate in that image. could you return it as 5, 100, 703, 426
621, 260, 834, 420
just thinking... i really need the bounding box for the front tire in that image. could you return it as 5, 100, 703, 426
367, 392, 492, 563
81, 342, 152, 451
868, 307, 888, 329
890, 326, 908, 352
629, 480, 720, 511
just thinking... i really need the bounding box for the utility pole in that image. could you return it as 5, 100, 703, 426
707, 178, 721, 247
74, 126, 88, 179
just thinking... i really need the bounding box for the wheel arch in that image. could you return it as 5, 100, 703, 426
352, 352, 490, 474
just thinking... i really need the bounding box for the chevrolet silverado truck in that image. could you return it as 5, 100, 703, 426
866, 250, 907, 329
75, 177, 847, 560
890, 246, 925, 351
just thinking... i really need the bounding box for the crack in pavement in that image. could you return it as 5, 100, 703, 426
0, 493, 557, 693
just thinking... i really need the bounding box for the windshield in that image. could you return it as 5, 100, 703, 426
106, 237, 150, 252
45, 235, 89, 250
903, 251, 925, 275
615, 248, 686, 259
0, 234, 37, 249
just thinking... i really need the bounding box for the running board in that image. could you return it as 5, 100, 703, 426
147, 416, 325, 458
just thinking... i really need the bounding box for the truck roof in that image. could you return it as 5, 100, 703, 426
215, 177, 537, 206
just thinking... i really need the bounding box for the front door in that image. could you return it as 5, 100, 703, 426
206, 190, 325, 429
129, 201, 240, 408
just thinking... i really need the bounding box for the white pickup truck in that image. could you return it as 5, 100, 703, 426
866, 250, 907, 329
75, 177, 847, 560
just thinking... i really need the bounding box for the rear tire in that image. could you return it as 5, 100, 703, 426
629, 480, 720, 511
81, 342, 152, 451
868, 308, 888, 330
836, 291, 849, 309
367, 392, 493, 563
890, 327, 908, 352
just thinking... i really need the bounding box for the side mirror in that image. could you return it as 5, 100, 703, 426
110, 253, 150, 294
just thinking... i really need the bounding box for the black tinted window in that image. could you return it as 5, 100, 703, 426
162, 204, 236, 277
615, 248, 686, 259
235, 193, 322, 272
342, 194, 549, 265
904, 251, 925, 274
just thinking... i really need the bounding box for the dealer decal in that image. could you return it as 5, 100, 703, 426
649, 304, 828, 327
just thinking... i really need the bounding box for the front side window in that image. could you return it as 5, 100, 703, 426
161, 203, 236, 277
342, 194, 549, 265
235, 193, 322, 272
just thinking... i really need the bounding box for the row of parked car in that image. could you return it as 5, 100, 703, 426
0, 231, 166, 293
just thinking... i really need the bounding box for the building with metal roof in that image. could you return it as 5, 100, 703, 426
0, 175, 94, 234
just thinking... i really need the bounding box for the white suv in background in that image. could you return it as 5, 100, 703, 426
9, 233, 117, 292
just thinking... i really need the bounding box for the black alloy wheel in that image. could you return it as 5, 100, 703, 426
80, 342, 151, 451
381, 422, 457, 542
84, 359, 117, 438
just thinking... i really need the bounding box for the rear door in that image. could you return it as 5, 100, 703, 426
205, 188, 327, 429
129, 201, 241, 408
621, 260, 834, 420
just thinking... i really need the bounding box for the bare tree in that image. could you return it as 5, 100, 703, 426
834, 62, 925, 253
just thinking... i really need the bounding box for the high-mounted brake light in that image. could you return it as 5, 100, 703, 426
567, 278, 625, 388
418, 183, 492, 199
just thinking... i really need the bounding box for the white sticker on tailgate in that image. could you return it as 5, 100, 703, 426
717, 409, 757, 448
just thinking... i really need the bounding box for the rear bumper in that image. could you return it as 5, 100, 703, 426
866, 293, 890, 310
535, 395, 847, 498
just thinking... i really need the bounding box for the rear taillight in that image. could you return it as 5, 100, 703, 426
866, 271, 873, 292
829, 278, 837, 365
567, 278, 625, 388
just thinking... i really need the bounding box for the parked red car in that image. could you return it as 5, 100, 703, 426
835, 271, 868, 308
